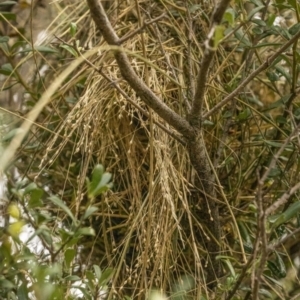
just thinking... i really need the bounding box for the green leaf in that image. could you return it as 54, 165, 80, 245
65, 275, 81, 281
275, 115, 287, 124
24, 183, 44, 208
60, 44, 78, 57
267, 260, 284, 279
0, 278, 15, 289
17, 282, 29, 300
219, 258, 236, 276
2, 128, 23, 142
98, 268, 114, 286
87, 165, 113, 198
19, 46, 58, 54
266, 14, 276, 27
269, 201, 300, 228
83, 206, 98, 220
275, 65, 291, 84
293, 107, 300, 120
0, 12, 16, 21
289, 23, 300, 36
247, 6, 265, 20
251, 18, 266, 27
64, 248, 76, 269
70, 22, 77, 37
85, 270, 95, 291
275, 251, 286, 278
0, 63, 14, 77
250, 0, 264, 6
0, 36, 9, 43
234, 28, 252, 47
252, 26, 264, 35
48, 195, 76, 223
203, 120, 214, 126
77, 227, 95, 236
93, 265, 102, 281
237, 108, 251, 120
223, 8, 235, 26
266, 71, 279, 82
0, 1, 17, 7
238, 222, 252, 244
214, 25, 225, 48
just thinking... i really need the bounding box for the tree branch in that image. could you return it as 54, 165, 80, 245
189, 0, 231, 125
204, 29, 300, 119
86, 0, 194, 138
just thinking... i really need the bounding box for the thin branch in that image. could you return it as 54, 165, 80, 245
118, 14, 166, 44
267, 227, 300, 253
265, 180, 300, 216
225, 255, 254, 300
189, 0, 231, 124
259, 124, 300, 189
86, 0, 194, 138
204, 29, 300, 119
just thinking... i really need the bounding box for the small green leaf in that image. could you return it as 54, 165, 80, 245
2, 128, 24, 142
0, 12, 16, 21
203, 120, 214, 126
237, 108, 251, 120
251, 18, 266, 26
98, 268, 114, 286
269, 201, 300, 228
266, 14, 276, 27
93, 265, 102, 281
275, 251, 286, 278
64, 248, 76, 269
60, 44, 78, 57
252, 26, 264, 35
0, 36, 9, 43
266, 71, 279, 82
275, 115, 287, 124
289, 23, 300, 36
0, 63, 14, 77
87, 165, 113, 198
214, 25, 225, 48
65, 275, 81, 281
247, 6, 265, 20
70, 22, 77, 37
19, 46, 58, 54
48, 195, 76, 223
0, 1, 17, 7
223, 8, 235, 26
77, 227, 95, 236
0, 278, 15, 289
234, 28, 252, 47
83, 206, 98, 220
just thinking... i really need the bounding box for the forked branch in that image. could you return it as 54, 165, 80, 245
86, 0, 194, 138
190, 0, 231, 124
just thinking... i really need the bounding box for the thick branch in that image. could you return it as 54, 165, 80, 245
86, 0, 194, 138
189, 0, 231, 124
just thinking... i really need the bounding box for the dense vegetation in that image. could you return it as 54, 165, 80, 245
2, 0, 300, 299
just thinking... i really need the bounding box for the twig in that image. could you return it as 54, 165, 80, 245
225, 255, 254, 300
189, 0, 231, 124
204, 29, 300, 119
267, 227, 300, 253
118, 14, 166, 44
